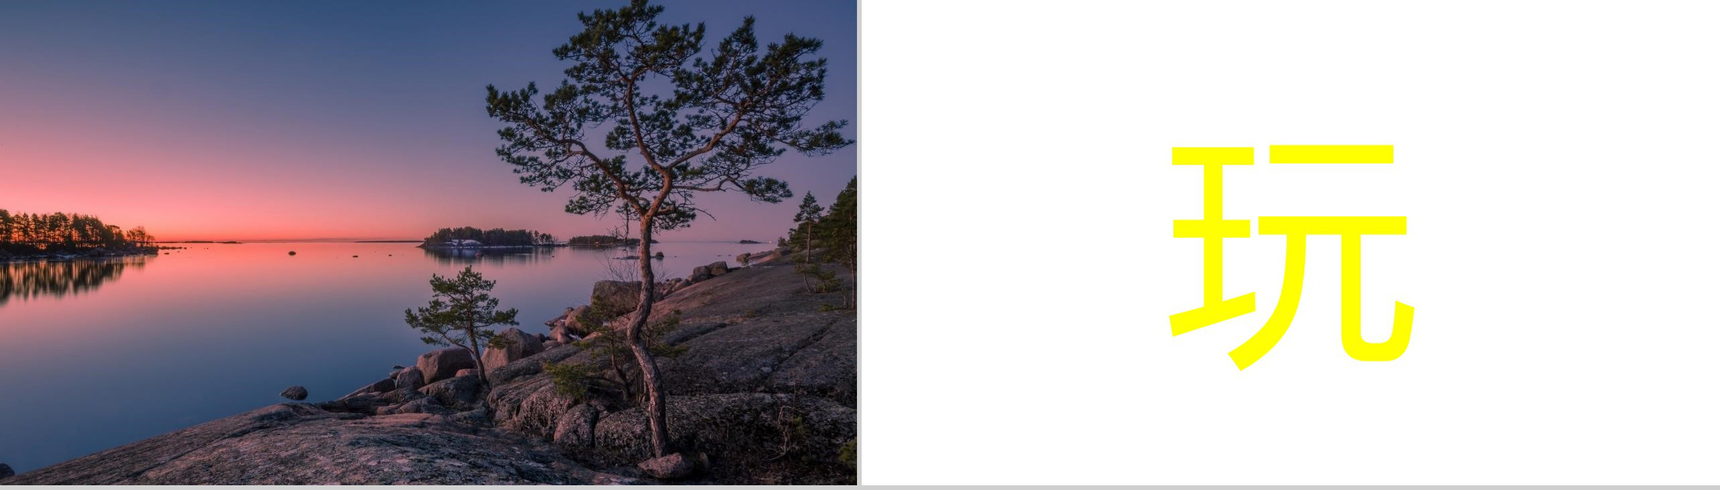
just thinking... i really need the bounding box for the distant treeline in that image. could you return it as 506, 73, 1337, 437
421, 227, 557, 247
0, 209, 155, 253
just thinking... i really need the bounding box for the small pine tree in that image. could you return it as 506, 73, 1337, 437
404, 266, 519, 386
788, 192, 823, 253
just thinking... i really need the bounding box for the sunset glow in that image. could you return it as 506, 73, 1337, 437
0, 0, 855, 241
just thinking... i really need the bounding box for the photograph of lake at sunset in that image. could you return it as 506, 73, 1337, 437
0, 0, 856, 484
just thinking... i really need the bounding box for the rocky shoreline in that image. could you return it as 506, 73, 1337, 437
1, 246, 854, 485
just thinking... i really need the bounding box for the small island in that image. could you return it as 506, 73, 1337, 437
566, 234, 657, 248
418, 227, 561, 249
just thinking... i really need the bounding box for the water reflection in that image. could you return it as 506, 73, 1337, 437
0, 256, 150, 305
0, 241, 763, 473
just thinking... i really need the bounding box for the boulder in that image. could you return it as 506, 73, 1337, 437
545, 307, 574, 327
423, 374, 484, 411
416, 347, 476, 384
547, 403, 607, 451
637, 452, 701, 480
557, 306, 591, 338
395, 367, 425, 392
736, 252, 752, 265
544, 340, 563, 350
591, 281, 641, 314
319, 393, 383, 413
706, 261, 729, 277
653, 251, 664, 258
1, 462, 14, 479
567, 306, 588, 328
689, 266, 712, 283
550, 324, 579, 343
456, 368, 477, 377
279, 386, 308, 401
377, 387, 426, 406
482, 327, 545, 374
486, 375, 583, 440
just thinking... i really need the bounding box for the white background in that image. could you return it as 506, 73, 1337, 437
859, 0, 1720, 484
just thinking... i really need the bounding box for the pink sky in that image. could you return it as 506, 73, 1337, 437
0, 0, 856, 242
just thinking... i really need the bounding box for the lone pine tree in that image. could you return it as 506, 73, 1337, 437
404, 266, 520, 386
483, 0, 852, 458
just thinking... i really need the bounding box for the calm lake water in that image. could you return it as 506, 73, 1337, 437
0, 241, 767, 473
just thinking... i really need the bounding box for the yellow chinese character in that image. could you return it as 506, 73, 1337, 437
1172, 145, 1415, 370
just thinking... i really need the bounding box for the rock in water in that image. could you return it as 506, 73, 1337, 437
394, 367, 425, 392
637, 452, 700, 479
287, 251, 296, 256
482, 327, 545, 373
416, 347, 476, 384
279, 386, 308, 401
1, 462, 14, 479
